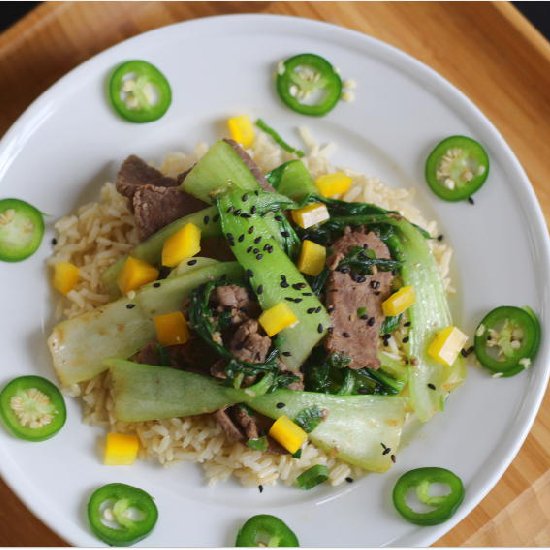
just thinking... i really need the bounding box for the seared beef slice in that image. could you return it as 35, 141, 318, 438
116, 155, 206, 240
324, 228, 394, 369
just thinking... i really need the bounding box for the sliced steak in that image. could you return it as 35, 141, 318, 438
214, 405, 285, 454
230, 319, 271, 363
214, 408, 244, 442
223, 138, 274, 192
215, 284, 250, 309
132, 184, 205, 240
132, 341, 161, 366
116, 155, 206, 241
324, 227, 394, 369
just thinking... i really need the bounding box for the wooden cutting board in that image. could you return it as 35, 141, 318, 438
0, 2, 549, 546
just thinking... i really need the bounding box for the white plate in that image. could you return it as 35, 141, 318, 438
0, 14, 548, 547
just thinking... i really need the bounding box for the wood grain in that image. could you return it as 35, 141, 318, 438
0, 2, 549, 546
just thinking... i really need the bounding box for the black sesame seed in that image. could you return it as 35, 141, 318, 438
263, 244, 273, 252
292, 282, 306, 290
226, 232, 233, 240
468, 196, 475, 205
256, 254, 263, 260
246, 246, 253, 254
250, 205, 257, 214
390, 454, 397, 463
284, 297, 294, 302
187, 259, 197, 266
380, 442, 388, 450
241, 213, 252, 219
246, 269, 253, 278
254, 236, 262, 244
234, 209, 242, 216
302, 292, 312, 296
370, 280, 380, 290
343, 332, 350, 338
153, 282, 161, 288
281, 351, 292, 357
253, 248, 259, 254
281, 231, 290, 238
327, 305, 335, 312
317, 323, 323, 334
274, 215, 283, 222
51, 238, 58, 246
367, 317, 376, 327
254, 190, 259, 196
404, 321, 411, 327
242, 193, 249, 202
355, 275, 367, 283
226, 206, 234, 214
307, 307, 315, 314
236, 234, 243, 243
256, 285, 263, 295
437, 234, 444, 242
402, 336, 409, 343
427, 383, 436, 390
203, 215, 210, 225
360, 314, 368, 320
248, 226, 254, 234
327, 327, 334, 335
345, 477, 354, 484
126, 304, 135, 309
315, 306, 322, 313
258, 485, 264, 493
382, 447, 391, 456
276, 402, 286, 409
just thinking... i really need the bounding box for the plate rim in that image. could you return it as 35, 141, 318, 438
0, 12, 548, 547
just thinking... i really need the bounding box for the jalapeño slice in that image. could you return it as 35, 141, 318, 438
392, 467, 465, 525
474, 305, 540, 377
88, 483, 158, 546
0, 199, 44, 262
425, 136, 489, 201
276, 53, 343, 117
0, 376, 66, 441
236, 514, 299, 547
109, 60, 172, 123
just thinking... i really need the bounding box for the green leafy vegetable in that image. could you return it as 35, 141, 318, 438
294, 406, 324, 433
247, 437, 269, 452
380, 314, 403, 335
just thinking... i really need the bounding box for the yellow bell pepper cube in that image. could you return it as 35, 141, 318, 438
227, 115, 255, 149
297, 240, 326, 276
52, 262, 80, 295
382, 285, 416, 317
428, 326, 468, 367
117, 256, 159, 295
290, 203, 330, 229
154, 311, 190, 347
259, 303, 299, 337
104, 432, 140, 465
315, 172, 353, 198
269, 415, 308, 454
161, 222, 201, 267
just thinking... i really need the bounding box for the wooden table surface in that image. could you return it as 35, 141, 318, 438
1, 2, 549, 546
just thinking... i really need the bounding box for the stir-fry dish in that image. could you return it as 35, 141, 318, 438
0, 53, 542, 546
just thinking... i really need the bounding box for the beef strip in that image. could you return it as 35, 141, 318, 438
214, 405, 286, 454
222, 139, 275, 192
116, 155, 206, 241
230, 319, 272, 363
116, 154, 177, 201
324, 227, 394, 369
215, 284, 250, 309
214, 408, 244, 442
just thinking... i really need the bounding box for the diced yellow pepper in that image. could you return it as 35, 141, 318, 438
117, 256, 159, 295
291, 203, 330, 229
297, 240, 326, 276
259, 303, 299, 337
227, 115, 255, 149
154, 311, 190, 347
269, 415, 308, 454
161, 223, 201, 267
315, 172, 353, 198
52, 262, 80, 295
382, 285, 416, 317
104, 432, 140, 465
428, 326, 468, 367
